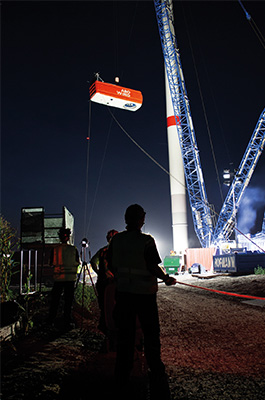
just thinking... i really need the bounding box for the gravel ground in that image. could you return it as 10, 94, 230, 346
1, 274, 265, 400
158, 273, 265, 400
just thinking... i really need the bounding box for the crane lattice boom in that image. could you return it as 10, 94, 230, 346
154, 0, 213, 247
213, 108, 265, 243
154, 0, 265, 247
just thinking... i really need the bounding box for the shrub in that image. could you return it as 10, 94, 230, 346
0, 216, 19, 302
254, 265, 265, 275
74, 283, 97, 312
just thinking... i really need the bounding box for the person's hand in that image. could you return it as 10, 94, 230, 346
164, 275, 177, 286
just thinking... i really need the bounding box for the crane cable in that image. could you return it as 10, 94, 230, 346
107, 107, 224, 213
238, 0, 265, 50
83, 1, 139, 239
113, 0, 139, 83
181, 2, 224, 204
108, 106, 265, 254
83, 102, 114, 239
113, 1, 119, 78
83, 99, 92, 237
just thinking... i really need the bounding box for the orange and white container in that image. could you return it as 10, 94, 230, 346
89, 80, 143, 112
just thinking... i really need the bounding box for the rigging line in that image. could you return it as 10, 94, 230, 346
238, 0, 265, 50
234, 228, 265, 253
107, 107, 170, 177
108, 107, 265, 253
113, 1, 119, 77
182, 2, 224, 203
115, 0, 139, 83
85, 108, 114, 240
108, 106, 215, 207
127, 1, 139, 45
249, 19, 265, 50
108, 107, 216, 214
183, 7, 232, 166
83, 99, 92, 237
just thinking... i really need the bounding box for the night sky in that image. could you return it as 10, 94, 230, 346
2, 1, 265, 259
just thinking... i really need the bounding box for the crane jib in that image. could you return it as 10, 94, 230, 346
154, 0, 265, 247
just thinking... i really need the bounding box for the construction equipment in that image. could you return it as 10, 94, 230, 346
154, 0, 265, 247
213, 109, 265, 243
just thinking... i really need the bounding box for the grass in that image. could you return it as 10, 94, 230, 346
74, 283, 97, 312
254, 265, 265, 275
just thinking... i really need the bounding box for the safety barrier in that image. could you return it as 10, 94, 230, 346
175, 280, 265, 301
20, 250, 38, 295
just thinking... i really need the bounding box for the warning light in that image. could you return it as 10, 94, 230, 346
86, 137, 90, 140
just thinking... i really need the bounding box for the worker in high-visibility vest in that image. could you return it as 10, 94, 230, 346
107, 204, 176, 396
47, 227, 80, 327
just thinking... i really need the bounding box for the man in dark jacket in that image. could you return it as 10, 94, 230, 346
90, 229, 118, 333
107, 204, 176, 396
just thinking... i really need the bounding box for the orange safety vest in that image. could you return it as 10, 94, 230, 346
52, 244, 80, 282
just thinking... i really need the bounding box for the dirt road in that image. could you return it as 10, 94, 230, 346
158, 274, 265, 399
1, 274, 265, 400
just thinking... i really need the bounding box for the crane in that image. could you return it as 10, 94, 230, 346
154, 0, 265, 247
154, 0, 214, 248
213, 109, 265, 243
